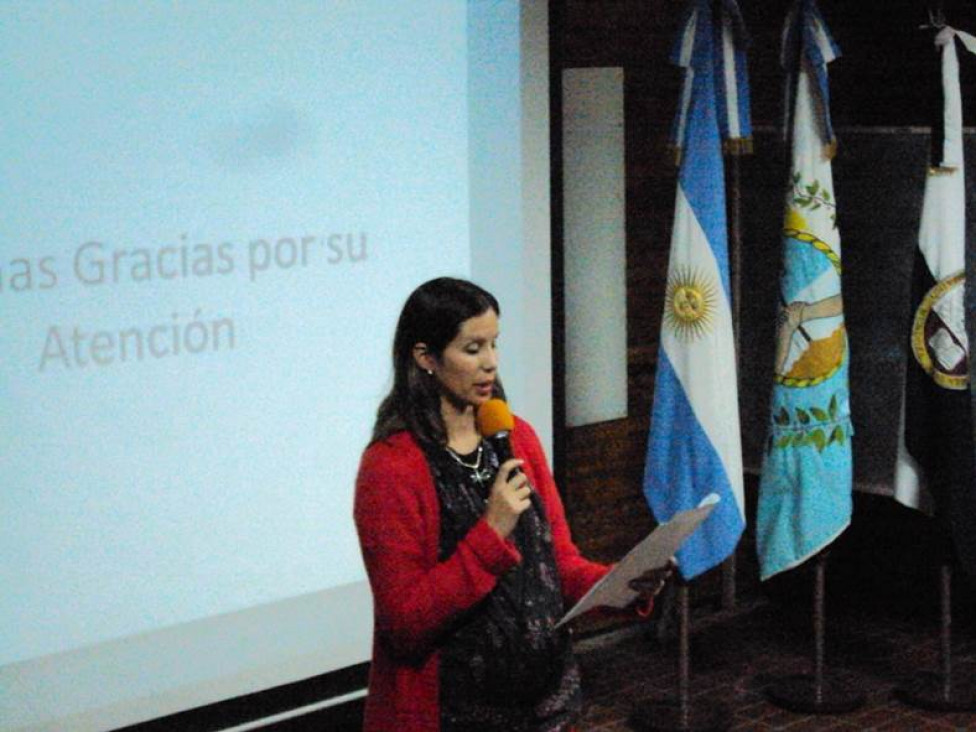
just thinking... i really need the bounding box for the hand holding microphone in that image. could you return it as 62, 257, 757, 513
484, 458, 531, 539
477, 399, 532, 539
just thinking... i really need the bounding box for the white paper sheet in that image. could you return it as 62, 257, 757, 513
556, 494, 720, 627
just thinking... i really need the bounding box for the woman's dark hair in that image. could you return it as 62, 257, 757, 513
371, 277, 504, 446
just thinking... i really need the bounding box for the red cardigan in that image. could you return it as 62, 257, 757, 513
353, 416, 610, 731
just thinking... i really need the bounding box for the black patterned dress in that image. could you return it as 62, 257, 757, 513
426, 441, 582, 732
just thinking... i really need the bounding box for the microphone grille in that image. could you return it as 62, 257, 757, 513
476, 398, 514, 437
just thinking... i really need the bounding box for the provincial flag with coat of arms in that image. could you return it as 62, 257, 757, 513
643, 0, 750, 581
893, 23, 976, 583
756, 0, 852, 581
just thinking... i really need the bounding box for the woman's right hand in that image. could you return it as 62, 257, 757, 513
484, 458, 532, 539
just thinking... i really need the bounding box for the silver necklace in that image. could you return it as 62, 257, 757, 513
445, 443, 493, 486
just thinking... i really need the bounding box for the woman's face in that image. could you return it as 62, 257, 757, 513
424, 308, 499, 411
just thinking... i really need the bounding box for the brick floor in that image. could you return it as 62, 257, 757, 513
573, 591, 976, 731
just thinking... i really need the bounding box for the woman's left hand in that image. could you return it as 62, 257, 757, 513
627, 558, 677, 604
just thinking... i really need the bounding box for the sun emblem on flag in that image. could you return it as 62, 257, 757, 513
664, 266, 717, 341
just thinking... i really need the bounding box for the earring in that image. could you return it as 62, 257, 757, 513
426, 369, 433, 376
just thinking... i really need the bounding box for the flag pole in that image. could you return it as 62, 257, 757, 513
634, 1, 747, 724
629, 579, 731, 732
892, 17, 976, 711
764, 551, 865, 713
894, 550, 976, 710
723, 151, 742, 612
757, 0, 860, 712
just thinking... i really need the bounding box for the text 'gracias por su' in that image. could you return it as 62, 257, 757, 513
4, 231, 369, 372
1, 232, 368, 290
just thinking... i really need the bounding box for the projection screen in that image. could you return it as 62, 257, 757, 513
0, 2, 553, 729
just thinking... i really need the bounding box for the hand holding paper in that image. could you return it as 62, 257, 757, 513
556, 494, 719, 627
627, 559, 677, 600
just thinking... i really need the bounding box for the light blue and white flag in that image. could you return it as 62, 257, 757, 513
644, 0, 748, 581
757, 0, 851, 581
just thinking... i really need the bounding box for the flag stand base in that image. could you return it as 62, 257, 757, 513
764, 552, 865, 715
628, 699, 730, 732
895, 672, 976, 712
628, 581, 731, 732
766, 673, 864, 714
895, 564, 976, 712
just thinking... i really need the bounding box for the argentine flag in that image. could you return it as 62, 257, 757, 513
643, 0, 749, 581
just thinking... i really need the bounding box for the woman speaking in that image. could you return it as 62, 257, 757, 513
354, 277, 668, 731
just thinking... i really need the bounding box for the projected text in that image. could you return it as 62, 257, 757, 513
0, 231, 369, 371
39, 311, 236, 371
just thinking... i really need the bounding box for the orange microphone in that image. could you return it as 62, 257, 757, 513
477, 399, 538, 512
476, 398, 514, 439
476, 398, 519, 469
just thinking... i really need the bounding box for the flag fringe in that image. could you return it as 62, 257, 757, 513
928, 164, 959, 176
669, 144, 684, 168
822, 138, 838, 160
673, 137, 754, 166
723, 136, 754, 156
